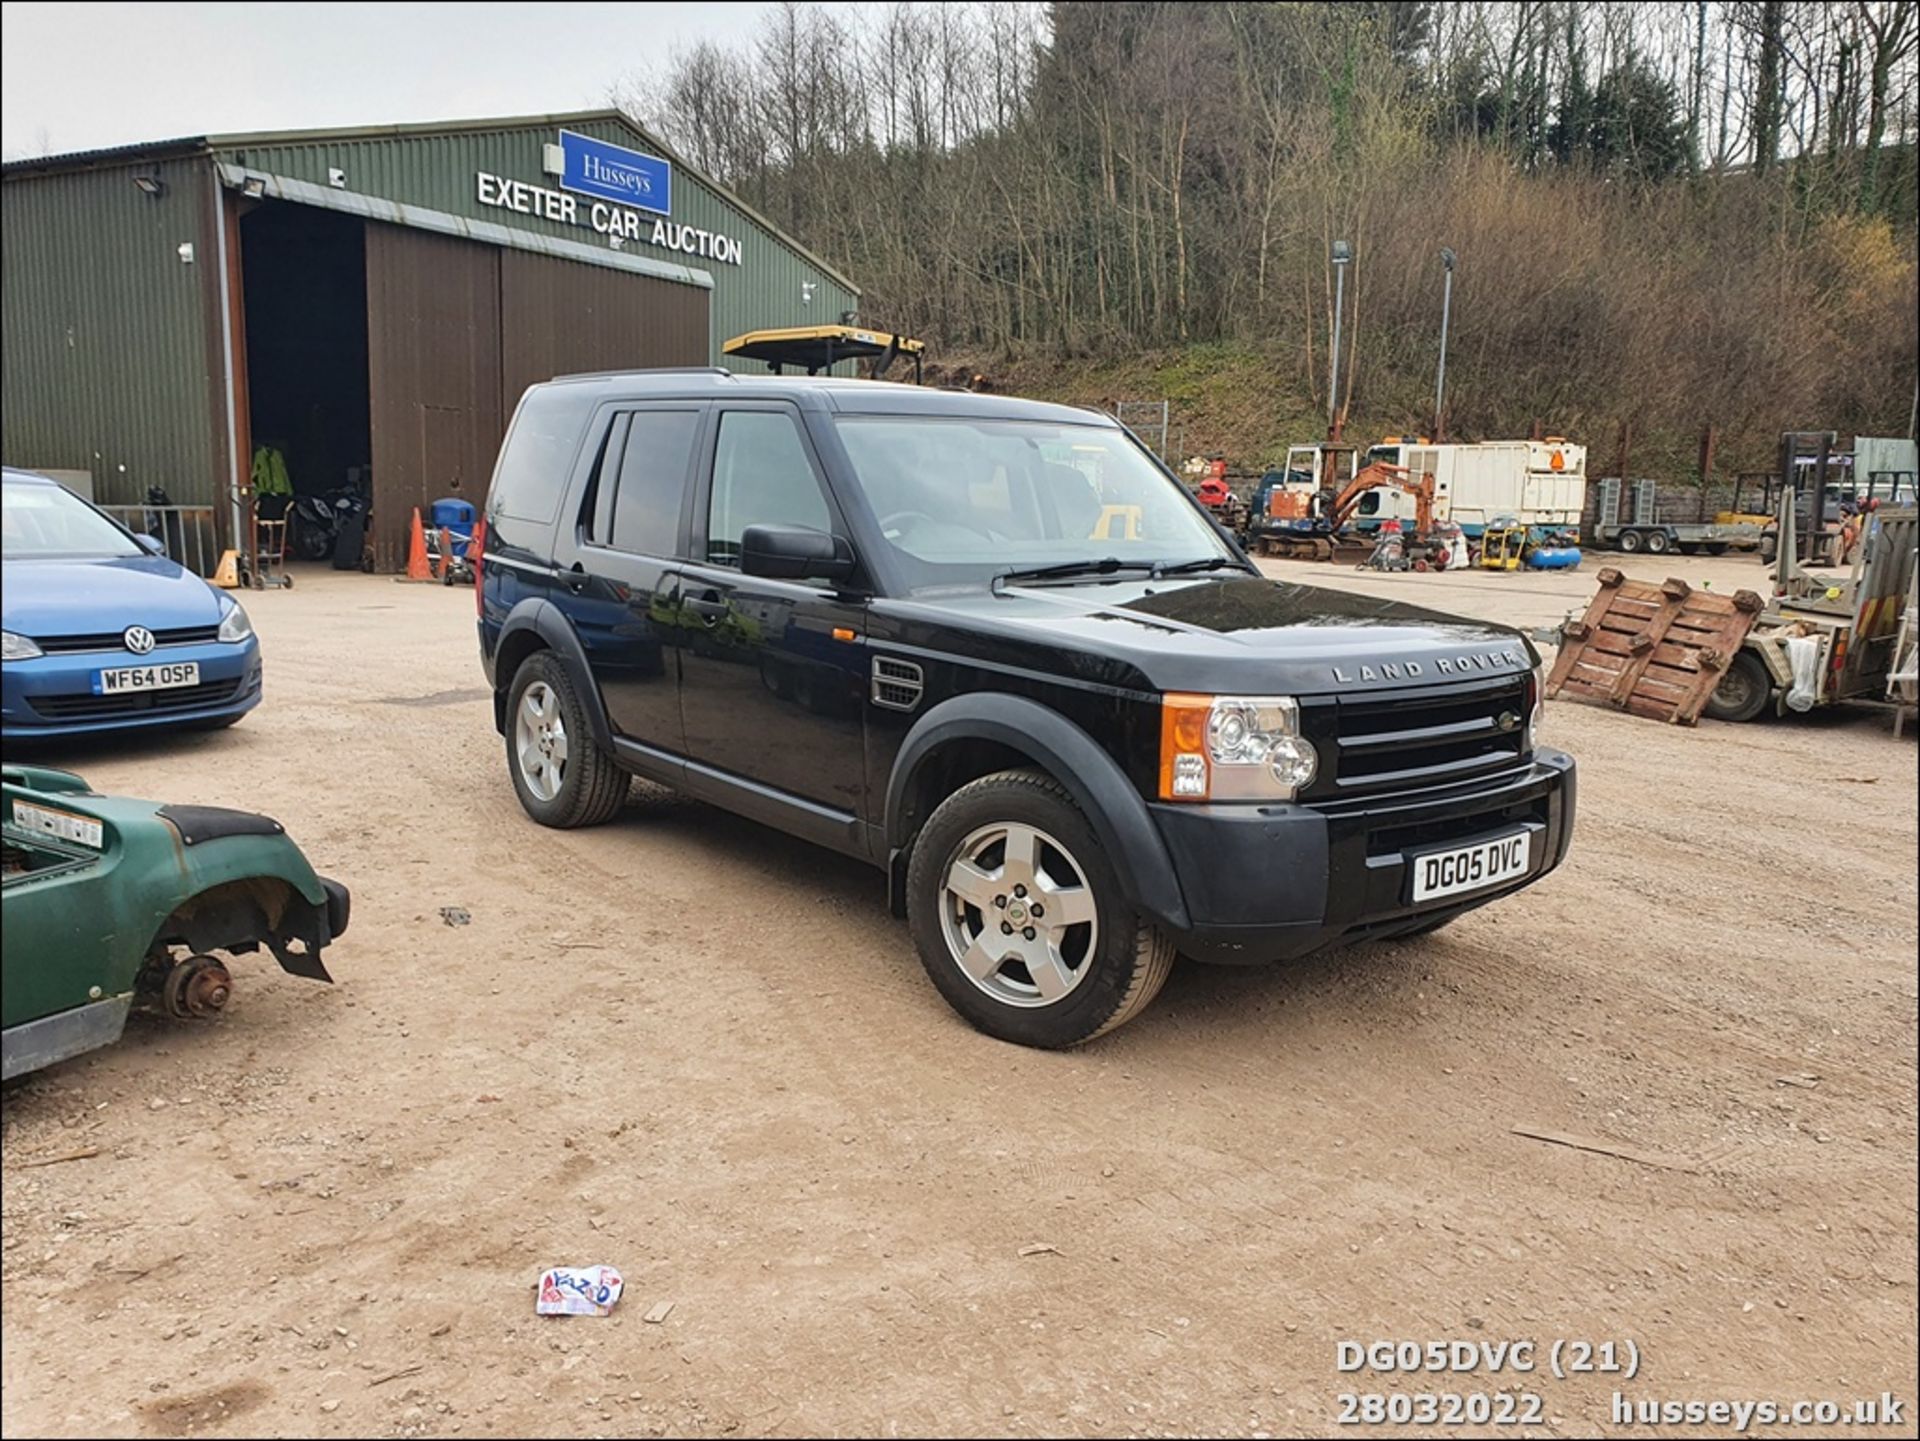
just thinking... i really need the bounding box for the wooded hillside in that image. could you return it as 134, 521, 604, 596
620, 2, 1919, 474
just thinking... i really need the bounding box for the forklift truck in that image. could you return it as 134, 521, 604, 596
1704, 483, 1918, 722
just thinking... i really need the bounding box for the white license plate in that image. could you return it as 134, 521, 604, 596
92, 661, 200, 695
1411, 830, 1533, 903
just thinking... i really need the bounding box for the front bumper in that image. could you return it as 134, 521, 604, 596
1153, 748, 1576, 964
1, 638, 263, 738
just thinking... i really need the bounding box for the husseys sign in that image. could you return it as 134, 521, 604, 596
475, 129, 744, 267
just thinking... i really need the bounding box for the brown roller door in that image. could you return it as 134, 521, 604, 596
365, 223, 709, 571
500, 250, 708, 417
365, 222, 503, 572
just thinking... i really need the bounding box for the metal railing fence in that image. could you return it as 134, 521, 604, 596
97, 504, 222, 578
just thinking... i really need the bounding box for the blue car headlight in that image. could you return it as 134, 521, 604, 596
2, 629, 43, 661
217, 603, 254, 644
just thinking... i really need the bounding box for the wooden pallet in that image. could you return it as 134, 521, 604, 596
1547, 569, 1765, 725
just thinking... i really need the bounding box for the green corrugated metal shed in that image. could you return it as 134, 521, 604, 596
2, 110, 861, 526
212, 111, 860, 365
1, 152, 224, 506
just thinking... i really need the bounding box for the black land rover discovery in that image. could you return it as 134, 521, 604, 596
476, 370, 1575, 1048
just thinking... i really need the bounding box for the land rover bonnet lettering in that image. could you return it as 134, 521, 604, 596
1331, 648, 1527, 686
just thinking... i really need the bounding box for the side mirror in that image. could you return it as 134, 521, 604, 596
135, 533, 166, 556
740, 524, 855, 583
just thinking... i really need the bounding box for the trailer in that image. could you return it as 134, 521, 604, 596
1849, 436, 1917, 504
1592, 477, 1764, 557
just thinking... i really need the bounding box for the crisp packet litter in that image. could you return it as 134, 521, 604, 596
536, 1265, 624, 1316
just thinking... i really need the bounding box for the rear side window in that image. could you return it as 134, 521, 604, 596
488, 384, 597, 524
610, 410, 700, 556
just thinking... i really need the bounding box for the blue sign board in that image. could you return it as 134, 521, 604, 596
555, 129, 672, 216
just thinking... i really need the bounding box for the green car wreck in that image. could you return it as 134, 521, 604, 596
2, 765, 348, 1082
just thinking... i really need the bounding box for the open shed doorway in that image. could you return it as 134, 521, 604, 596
238, 199, 372, 570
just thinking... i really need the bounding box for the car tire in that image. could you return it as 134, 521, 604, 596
1616, 529, 1643, 553
1703, 650, 1772, 723
905, 767, 1175, 1048
505, 651, 629, 827
1645, 529, 1673, 555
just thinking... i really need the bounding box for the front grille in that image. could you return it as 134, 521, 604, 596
1324, 675, 1530, 796
30, 678, 243, 722
35, 625, 221, 655
1366, 795, 1547, 859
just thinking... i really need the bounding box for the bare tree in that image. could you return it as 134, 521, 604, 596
612, 1, 1916, 459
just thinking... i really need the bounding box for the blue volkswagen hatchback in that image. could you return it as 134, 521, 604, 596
2, 468, 262, 739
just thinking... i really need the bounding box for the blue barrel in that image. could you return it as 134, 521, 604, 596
429, 497, 476, 558
1526, 546, 1582, 570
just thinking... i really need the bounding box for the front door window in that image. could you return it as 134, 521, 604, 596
706, 411, 832, 569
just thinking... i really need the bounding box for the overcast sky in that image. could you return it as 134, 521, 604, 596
1, 1, 805, 158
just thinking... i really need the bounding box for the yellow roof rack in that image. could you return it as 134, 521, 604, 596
722, 325, 925, 381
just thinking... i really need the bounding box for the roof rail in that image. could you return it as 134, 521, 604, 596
551, 366, 735, 381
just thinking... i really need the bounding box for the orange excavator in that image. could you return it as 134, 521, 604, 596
1256, 461, 1436, 561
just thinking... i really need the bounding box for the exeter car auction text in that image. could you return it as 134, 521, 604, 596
475, 172, 743, 265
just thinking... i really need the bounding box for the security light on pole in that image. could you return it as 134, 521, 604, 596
1435, 247, 1456, 442
1328, 240, 1352, 440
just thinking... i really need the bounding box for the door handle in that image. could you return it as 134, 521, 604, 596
566, 562, 587, 594
685, 594, 728, 623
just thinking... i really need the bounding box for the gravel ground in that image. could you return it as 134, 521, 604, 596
2, 551, 1913, 1439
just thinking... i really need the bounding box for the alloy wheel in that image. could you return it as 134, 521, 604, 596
514, 680, 569, 802
939, 821, 1100, 1008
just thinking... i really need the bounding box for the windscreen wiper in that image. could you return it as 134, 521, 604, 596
1150, 556, 1247, 578
992, 557, 1157, 590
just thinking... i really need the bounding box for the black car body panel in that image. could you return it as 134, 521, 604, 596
477, 370, 1575, 969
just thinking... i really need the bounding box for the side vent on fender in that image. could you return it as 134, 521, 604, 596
872, 656, 925, 711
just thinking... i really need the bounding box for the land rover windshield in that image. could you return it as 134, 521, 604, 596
833, 416, 1235, 591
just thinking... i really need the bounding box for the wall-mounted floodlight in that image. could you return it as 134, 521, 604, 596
240, 175, 266, 199
802, 281, 816, 306
132, 170, 165, 197
176, 243, 195, 264
327, 168, 346, 189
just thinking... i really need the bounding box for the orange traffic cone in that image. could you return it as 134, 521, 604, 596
398, 508, 433, 581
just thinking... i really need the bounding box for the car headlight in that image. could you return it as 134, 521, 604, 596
2, 629, 43, 661
1160, 693, 1318, 801
217, 603, 254, 644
